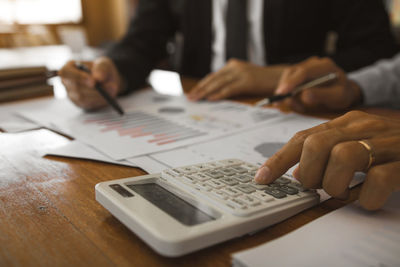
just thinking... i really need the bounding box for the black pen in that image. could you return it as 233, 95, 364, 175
255, 73, 337, 107
75, 62, 125, 115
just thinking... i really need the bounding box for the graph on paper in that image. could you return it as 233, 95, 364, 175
18, 90, 284, 160
141, 113, 328, 170
67, 109, 254, 160
84, 111, 206, 146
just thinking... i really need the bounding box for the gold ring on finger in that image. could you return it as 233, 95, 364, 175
358, 140, 375, 172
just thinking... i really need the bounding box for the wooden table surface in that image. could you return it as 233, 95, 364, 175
1, 79, 399, 267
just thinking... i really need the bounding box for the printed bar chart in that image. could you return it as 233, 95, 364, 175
84, 111, 206, 146
18, 90, 285, 160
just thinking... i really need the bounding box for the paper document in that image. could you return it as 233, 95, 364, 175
0, 114, 38, 133
46, 140, 168, 173
20, 90, 282, 160
0, 97, 53, 132
232, 192, 400, 267
143, 113, 326, 168
44, 112, 325, 172
45, 140, 138, 168
45, 111, 363, 200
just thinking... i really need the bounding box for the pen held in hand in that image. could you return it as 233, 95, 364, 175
75, 62, 125, 116
255, 73, 338, 107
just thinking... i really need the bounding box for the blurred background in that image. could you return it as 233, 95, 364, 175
0, 0, 400, 50
0, 0, 399, 102
0, 0, 138, 49
0, 0, 138, 101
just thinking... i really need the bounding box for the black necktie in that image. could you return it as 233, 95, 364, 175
225, 0, 248, 61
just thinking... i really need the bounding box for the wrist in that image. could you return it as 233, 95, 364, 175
348, 80, 363, 107
107, 58, 127, 96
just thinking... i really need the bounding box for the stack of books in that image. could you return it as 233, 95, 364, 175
0, 66, 54, 102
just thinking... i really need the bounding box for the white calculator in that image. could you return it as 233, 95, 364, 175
95, 159, 320, 257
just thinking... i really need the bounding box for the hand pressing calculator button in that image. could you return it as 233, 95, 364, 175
96, 159, 320, 257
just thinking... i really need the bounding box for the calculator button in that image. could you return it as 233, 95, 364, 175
171, 168, 183, 175
264, 188, 287, 199
219, 159, 243, 166
204, 170, 224, 179
275, 177, 292, 184
204, 162, 223, 168
220, 177, 239, 186
233, 174, 252, 183
220, 168, 237, 176
226, 198, 247, 209
278, 185, 299, 195
266, 182, 281, 188
189, 173, 210, 182
161, 170, 180, 179
241, 163, 258, 171
248, 181, 269, 190
231, 166, 248, 173
181, 175, 197, 184
209, 190, 228, 200
221, 187, 242, 197
289, 182, 308, 192
195, 183, 212, 192
192, 164, 209, 171
205, 179, 225, 189
176, 166, 197, 174
248, 170, 257, 177
251, 191, 275, 202
235, 184, 256, 194
237, 195, 260, 207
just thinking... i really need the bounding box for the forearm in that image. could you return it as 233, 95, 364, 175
107, 46, 155, 93
106, 0, 176, 92
262, 64, 288, 90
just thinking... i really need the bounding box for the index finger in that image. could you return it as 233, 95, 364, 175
188, 68, 232, 100
276, 57, 338, 95
59, 61, 94, 86
254, 111, 371, 184
254, 120, 338, 184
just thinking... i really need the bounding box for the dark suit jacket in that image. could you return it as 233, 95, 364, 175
107, 0, 398, 92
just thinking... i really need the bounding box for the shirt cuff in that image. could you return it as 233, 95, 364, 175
348, 69, 384, 106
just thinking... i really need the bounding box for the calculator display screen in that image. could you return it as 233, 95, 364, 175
127, 183, 215, 226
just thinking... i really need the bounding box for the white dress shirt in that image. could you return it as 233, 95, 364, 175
211, 0, 266, 72
349, 53, 400, 109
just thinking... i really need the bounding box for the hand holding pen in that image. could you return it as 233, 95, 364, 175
59, 57, 124, 114
255, 73, 337, 107
257, 57, 363, 112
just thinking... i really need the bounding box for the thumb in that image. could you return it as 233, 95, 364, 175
276, 57, 338, 95
92, 58, 112, 83
300, 86, 348, 110
275, 67, 307, 95
92, 58, 119, 96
